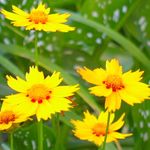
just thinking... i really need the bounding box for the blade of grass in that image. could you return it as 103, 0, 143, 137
0, 55, 24, 78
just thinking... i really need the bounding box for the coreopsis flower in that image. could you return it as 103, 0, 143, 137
71, 111, 132, 146
2, 66, 79, 121
1, 3, 75, 32
77, 59, 150, 112
0, 110, 28, 131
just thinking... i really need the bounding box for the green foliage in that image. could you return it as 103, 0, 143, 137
0, 0, 150, 150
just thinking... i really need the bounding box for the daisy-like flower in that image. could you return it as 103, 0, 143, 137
2, 66, 79, 121
1, 3, 75, 32
71, 111, 132, 146
0, 110, 28, 131
77, 59, 150, 112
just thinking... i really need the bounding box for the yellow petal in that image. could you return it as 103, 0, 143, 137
77, 67, 107, 85
108, 132, 132, 140
48, 13, 71, 23
0, 122, 12, 131
90, 85, 112, 97
123, 82, 150, 100
98, 111, 114, 124
1, 9, 26, 21
122, 70, 143, 82
109, 113, 125, 131
25, 66, 44, 84
43, 72, 63, 88
2, 94, 38, 117
52, 84, 79, 98
83, 111, 97, 127
49, 97, 72, 113
105, 92, 122, 112
106, 59, 122, 75
36, 100, 52, 121
12, 5, 28, 17
119, 89, 143, 105
6, 75, 29, 92
43, 23, 75, 32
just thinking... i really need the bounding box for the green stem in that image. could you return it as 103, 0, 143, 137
10, 132, 14, 150
101, 112, 111, 150
54, 114, 61, 150
34, 31, 38, 66
34, 30, 43, 150
37, 120, 43, 150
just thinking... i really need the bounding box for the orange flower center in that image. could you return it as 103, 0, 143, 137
92, 123, 107, 137
27, 84, 51, 104
29, 10, 48, 24
103, 75, 124, 92
0, 111, 16, 124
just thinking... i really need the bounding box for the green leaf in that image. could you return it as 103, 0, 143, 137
57, 10, 150, 70
0, 55, 24, 78
13, 122, 55, 150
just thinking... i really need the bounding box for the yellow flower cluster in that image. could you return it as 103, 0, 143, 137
1, 3, 75, 32
1, 3, 150, 149
71, 111, 132, 146
0, 66, 79, 131
72, 59, 150, 146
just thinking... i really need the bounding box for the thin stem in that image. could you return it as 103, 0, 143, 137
37, 120, 43, 150
34, 31, 38, 66
10, 132, 14, 150
54, 114, 61, 150
101, 112, 111, 150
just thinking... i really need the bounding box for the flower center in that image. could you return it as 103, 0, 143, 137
0, 111, 16, 124
29, 10, 48, 24
92, 123, 107, 137
27, 84, 51, 104
103, 75, 124, 92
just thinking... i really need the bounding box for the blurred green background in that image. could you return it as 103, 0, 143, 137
0, 0, 150, 150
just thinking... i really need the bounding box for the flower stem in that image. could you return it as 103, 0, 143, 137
101, 112, 111, 150
34, 31, 38, 66
54, 114, 61, 150
37, 120, 43, 150
34, 30, 43, 150
10, 132, 14, 150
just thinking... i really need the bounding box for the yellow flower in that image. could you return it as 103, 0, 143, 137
77, 59, 150, 112
0, 110, 28, 131
71, 111, 132, 146
2, 66, 79, 121
1, 3, 75, 32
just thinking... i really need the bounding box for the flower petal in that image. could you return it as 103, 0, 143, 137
36, 100, 53, 121
122, 70, 143, 82
2, 94, 38, 117
43, 72, 63, 88
98, 111, 115, 124
105, 92, 122, 112
109, 113, 125, 131
12, 5, 28, 17
25, 66, 44, 84
119, 89, 142, 105
89, 85, 112, 97
0, 122, 12, 131
52, 84, 79, 98
77, 67, 107, 85
6, 75, 29, 92
106, 59, 122, 75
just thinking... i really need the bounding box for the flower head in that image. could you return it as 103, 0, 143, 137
1, 3, 75, 32
0, 110, 28, 131
71, 111, 131, 146
77, 59, 150, 112
2, 66, 79, 121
